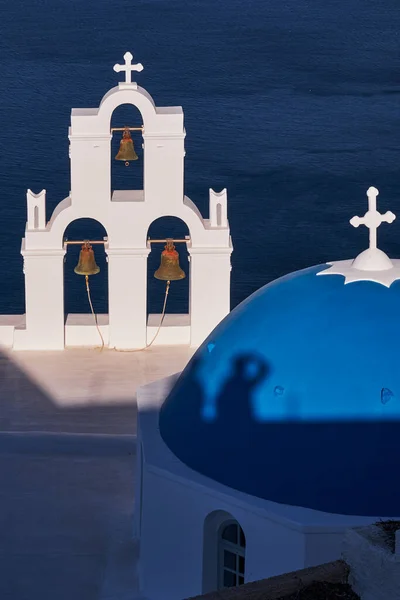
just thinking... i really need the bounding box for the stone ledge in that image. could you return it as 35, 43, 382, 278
187, 560, 349, 600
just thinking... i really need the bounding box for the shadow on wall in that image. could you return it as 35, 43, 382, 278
0, 350, 137, 435
160, 352, 400, 517
0, 349, 139, 600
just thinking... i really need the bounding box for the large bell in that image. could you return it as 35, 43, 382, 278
154, 240, 186, 281
74, 242, 100, 276
115, 127, 138, 165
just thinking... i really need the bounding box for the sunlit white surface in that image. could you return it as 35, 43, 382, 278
1, 345, 194, 423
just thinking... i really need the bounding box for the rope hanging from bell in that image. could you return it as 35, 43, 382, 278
73, 242, 104, 350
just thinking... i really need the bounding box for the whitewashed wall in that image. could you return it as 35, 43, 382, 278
138, 467, 306, 600
305, 529, 348, 567
342, 525, 400, 600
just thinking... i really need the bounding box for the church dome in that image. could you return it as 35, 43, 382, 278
160, 264, 400, 517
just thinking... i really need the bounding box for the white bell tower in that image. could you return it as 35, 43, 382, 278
10, 52, 232, 350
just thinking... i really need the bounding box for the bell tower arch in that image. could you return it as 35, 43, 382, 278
11, 52, 232, 350
111, 105, 144, 193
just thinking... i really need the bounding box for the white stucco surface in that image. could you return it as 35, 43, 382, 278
0, 346, 193, 599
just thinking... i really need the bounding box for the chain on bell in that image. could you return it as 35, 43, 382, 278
74, 242, 100, 276
154, 239, 186, 281
115, 127, 138, 166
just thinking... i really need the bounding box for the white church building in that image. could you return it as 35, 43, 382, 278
0, 52, 399, 600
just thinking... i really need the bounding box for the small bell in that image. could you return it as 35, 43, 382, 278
154, 240, 186, 281
74, 242, 100, 276
115, 127, 138, 166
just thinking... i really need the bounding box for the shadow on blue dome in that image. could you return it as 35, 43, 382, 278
201, 353, 269, 422
160, 351, 400, 516
159, 265, 400, 517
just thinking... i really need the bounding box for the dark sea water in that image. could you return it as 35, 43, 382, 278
0, 0, 399, 315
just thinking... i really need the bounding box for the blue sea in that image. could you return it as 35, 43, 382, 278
0, 0, 399, 316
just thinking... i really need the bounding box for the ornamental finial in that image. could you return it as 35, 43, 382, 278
350, 186, 395, 271
319, 187, 399, 286
113, 51, 143, 86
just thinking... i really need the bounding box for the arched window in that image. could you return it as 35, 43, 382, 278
218, 520, 246, 589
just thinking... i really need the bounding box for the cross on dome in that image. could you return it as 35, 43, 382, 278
348, 186, 396, 272
319, 186, 399, 285
113, 51, 144, 85
350, 186, 395, 251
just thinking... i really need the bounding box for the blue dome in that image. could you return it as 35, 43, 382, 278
160, 265, 400, 517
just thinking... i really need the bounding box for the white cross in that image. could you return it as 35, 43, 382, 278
113, 52, 144, 84
350, 186, 395, 250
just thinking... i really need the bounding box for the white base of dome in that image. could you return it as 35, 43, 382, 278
319, 258, 400, 287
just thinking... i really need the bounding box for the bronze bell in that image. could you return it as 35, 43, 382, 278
74, 242, 100, 276
115, 127, 138, 165
154, 240, 186, 281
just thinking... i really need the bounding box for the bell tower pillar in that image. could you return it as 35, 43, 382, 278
189, 247, 232, 347
14, 246, 65, 350
107, 248, 150, 349
142, 132, 185, 210
69, 132, 112, 210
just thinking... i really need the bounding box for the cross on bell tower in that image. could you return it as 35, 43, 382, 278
350, 186, 396, 271
113, 51, 144, 87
